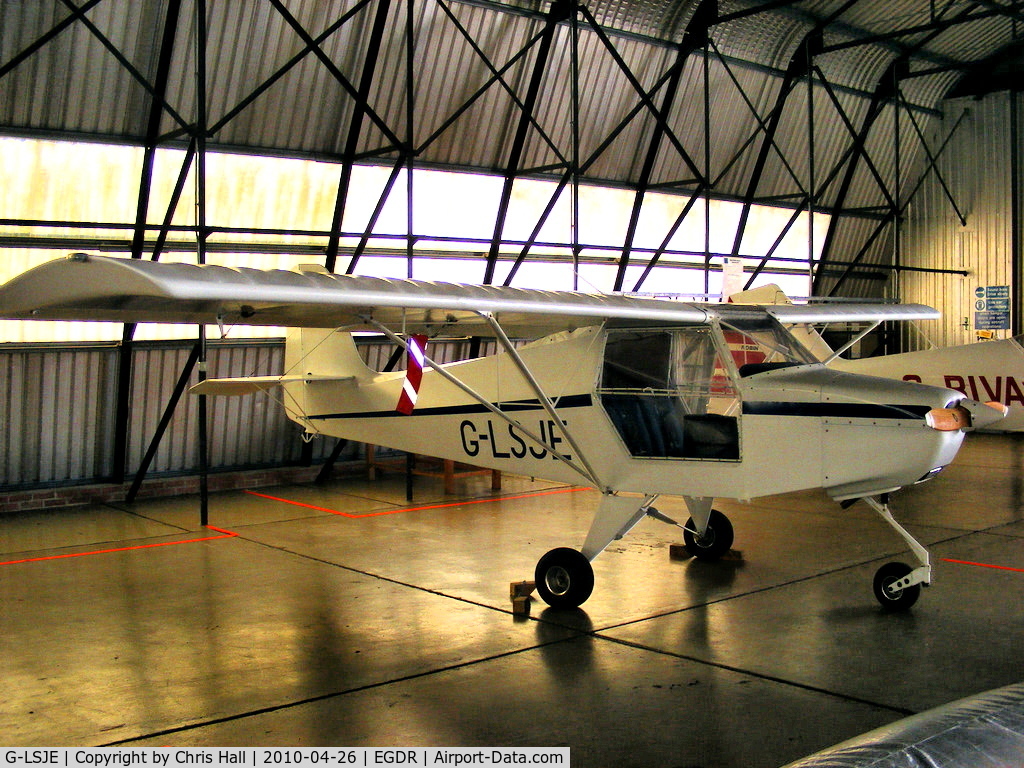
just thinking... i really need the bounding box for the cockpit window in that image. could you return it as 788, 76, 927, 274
719, 316, 817, 374
599, 327, 740, 460
602, 331, 672, 391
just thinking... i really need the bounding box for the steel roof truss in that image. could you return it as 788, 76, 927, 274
744, 199, 809, 290
502, 174, 571, 286
427, 0, 569, 167
814, 67, 897, 211
0, 0, 104, 81
815, 0, 974, 290
708, 38, 808, 197
346, 153, 408, 275
56, 0, 190, 131
324, 0, 395, 273
616, 0, 717, 292
503, 45, 698, 286
727, 48, 809, 260
821, 5, 1013, 58
827, 211, 895, 295
577, 4, 705, 185
208, 0, 375, 137
130, 0, 184, 262
728, 1, 863, 263
416, 25, 545, 156
615, 42, 692, 291
118, 0, 187, 481
268, 0, 403, 151
815, 65, 967, 293
146, 138, 197, 263
631, 183, 706, 292
814, 68, 891, 283
485, 0, 570, 284
901, 101, 967, 226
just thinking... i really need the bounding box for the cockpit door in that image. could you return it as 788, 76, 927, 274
598, 327, 740, 460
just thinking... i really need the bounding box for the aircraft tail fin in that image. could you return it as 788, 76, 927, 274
190, 329, 371, 397
188, 330, 372, 436
285, 328, 374, 380
726, 283, 793, 306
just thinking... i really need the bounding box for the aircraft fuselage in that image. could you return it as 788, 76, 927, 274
283, 323, 966, 502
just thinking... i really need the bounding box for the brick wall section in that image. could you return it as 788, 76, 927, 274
0, 461, 362, 515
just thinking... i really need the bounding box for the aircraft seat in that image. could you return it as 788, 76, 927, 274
600, 394, 661, 457
783, 682, 1024, 768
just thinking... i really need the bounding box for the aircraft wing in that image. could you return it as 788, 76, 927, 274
0, 254, 939, 336
764, 304, 939, 324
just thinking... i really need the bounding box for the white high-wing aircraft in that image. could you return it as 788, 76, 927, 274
0, 254, 1008, 610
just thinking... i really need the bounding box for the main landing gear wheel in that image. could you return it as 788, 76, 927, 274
873, 562, 921, 611
535, 547, 594, 609
683, 509, 734, 561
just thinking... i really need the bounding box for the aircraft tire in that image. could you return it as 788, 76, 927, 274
682, 509, 734, 561
535, 547, 594, 609
873, 561, 921, 611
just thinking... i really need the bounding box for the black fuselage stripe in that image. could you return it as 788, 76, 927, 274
743, 402, 932, 419
311, 394, 930, 421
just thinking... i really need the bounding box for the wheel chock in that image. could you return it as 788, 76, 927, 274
669, 544, 692, 561
510, 580, 536, 615
512, 596, 531, 615
510, 580, 536, 599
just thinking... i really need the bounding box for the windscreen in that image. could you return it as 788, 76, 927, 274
718, 316, 818, 375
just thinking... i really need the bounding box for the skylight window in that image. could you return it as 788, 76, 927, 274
0, 137, 826, 342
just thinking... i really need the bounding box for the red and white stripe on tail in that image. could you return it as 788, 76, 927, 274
396, 334, 428, 415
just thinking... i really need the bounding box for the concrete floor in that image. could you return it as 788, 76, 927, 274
2, 434, 1024, 766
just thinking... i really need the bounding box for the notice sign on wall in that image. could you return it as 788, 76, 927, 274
721, 256, 745, 300
975, 285, 1011, 330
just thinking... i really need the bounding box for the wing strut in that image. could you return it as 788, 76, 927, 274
822, 321, 881, 364
364, 317, 603, 489
480, 312, 606, 492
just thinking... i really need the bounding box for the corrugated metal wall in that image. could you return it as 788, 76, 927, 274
0, 336, 481, 490
900, 92, 1021, 350
0, 344, 119, 486
123, 340, 317, 478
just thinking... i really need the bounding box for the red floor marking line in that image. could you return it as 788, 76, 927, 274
942, 558, 1024, 574
244, 491, 361, 517
244, 485, 588, 519
0, 527, 239, 567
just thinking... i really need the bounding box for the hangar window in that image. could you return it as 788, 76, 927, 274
599, 327, 740, 460
0, 139, 823, 344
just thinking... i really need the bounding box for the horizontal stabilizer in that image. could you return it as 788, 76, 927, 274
190, 375, 354, 396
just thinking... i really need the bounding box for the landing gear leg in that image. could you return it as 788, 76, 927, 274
532, 494, 739, 608
534, 493, 659, 609
862, 495, 930, 611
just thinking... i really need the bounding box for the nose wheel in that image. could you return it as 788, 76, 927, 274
861, 496, 930, 611
873, 561, 922, 611
535, 547, 594, 609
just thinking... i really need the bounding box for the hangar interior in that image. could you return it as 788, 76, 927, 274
2, 0, 1024, 764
